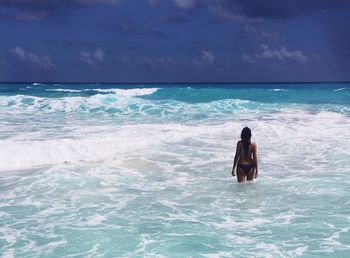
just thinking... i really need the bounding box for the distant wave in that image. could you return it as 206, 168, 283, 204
43, 87, 160, 96
91, 88, 159, 97
269, 89, 289, 92
0, 93, 256, 118
46, 89, 82, 93
333, 87, 347, 92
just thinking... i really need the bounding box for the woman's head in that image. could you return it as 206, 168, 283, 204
241, 127, 251, 142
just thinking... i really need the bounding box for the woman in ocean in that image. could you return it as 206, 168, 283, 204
232, 127, 258, 183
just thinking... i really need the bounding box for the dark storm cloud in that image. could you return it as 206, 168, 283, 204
0, 0, 123, 9
211, 0, 350, 20
3, 0, 350, 20
0, 0, 123, 21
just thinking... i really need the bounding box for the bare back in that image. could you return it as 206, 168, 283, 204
237, 140, 256, 164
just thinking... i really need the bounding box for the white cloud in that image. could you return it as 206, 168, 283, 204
241, 54, 256, 64
9, 47, 26, 60
117, 51, 215, 70
9, 46, 53, 69
193, 50, 215, 66
174, 0, 196, 9
80, 48, 105, 67
201, 50, 214, 64
243, 44, 308, 64
260, 44, 308, 63
27, 53, 53, 68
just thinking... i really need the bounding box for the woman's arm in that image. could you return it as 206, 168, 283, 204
232, 141, 240, 176
252, 143, 258, 177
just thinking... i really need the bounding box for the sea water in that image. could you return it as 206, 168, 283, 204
0, 83, 349, 257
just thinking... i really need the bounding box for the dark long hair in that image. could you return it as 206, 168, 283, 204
241, 127, 252, 157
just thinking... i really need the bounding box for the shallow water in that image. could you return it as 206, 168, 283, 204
1, 83, 350, 257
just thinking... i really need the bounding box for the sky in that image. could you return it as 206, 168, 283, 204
0, 0, 350, 83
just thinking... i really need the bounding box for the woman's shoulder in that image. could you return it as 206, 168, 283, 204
251, 142, 257, 148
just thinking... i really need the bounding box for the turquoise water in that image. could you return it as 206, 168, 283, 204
0, 83, 350, 257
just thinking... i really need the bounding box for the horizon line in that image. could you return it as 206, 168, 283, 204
0, 81, 349, 85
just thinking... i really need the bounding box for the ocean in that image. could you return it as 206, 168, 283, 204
0, 83, 350, 257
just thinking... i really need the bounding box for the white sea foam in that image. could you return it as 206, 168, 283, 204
2, 249, 14, 258
201, 251, 232, 258
0, 108, 349, 172
85, 214, 107, 226
135, 235, 158, 254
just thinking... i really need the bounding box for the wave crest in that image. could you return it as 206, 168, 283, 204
91, 88, 159, 97
46, 89, 82, 93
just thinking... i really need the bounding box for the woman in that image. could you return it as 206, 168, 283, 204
232, 127, 258, 183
